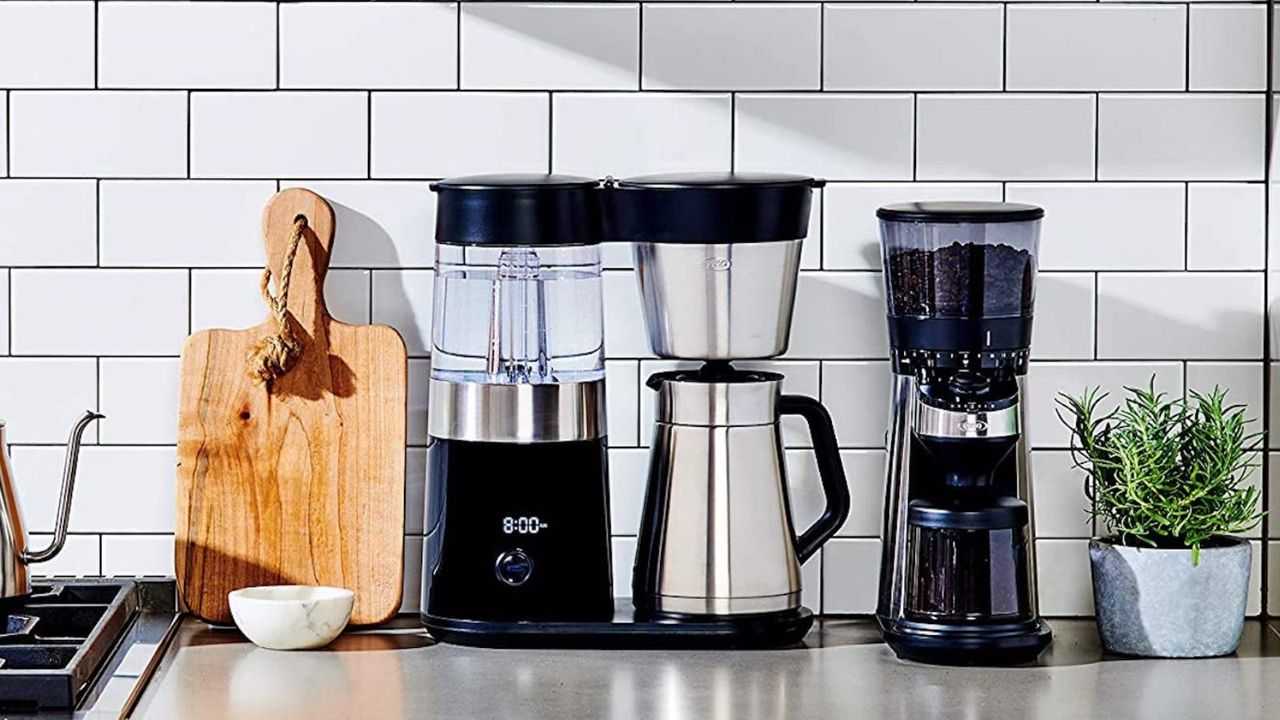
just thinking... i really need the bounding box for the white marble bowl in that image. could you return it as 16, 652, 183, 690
228, 585, 355, 651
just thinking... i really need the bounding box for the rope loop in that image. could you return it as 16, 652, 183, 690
247, 216, 308, 386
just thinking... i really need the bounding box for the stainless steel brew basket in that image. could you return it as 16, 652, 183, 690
633, 238, 803, 359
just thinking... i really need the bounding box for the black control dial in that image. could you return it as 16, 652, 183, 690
495, 549, 533, 586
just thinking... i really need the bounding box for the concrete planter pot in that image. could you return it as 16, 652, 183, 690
1089, 537, 1250, 658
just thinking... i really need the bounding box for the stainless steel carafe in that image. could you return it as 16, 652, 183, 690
0, 411, 102, 599
633, 367, 849, 617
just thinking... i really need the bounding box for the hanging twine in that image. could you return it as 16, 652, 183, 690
248, 216, 307, 386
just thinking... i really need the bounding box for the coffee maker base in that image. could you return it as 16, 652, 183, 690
882, 618, 1052, 666
423, 602, 813, 649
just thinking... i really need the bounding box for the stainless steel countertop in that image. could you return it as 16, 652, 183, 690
128, 618, 1280, 720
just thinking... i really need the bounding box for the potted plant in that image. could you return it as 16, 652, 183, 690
1057, 381, 1263, 658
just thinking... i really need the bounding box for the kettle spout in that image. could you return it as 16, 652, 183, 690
22, 411, 104, 564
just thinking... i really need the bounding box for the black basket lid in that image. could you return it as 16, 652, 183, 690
431, 173, 603, 246
877, 201, 1044, 224
605, 172, 823, 244
907, 496, 1029, 530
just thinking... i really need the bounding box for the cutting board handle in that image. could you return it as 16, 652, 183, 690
261, 188, 336, 333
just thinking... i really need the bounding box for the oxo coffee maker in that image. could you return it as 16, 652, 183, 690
611, 173, 850, 632
875, 201, 1052, 665
422, 175, 613, 639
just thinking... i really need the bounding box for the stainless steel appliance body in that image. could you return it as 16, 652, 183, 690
633, 368, 849, 617
0, 411, 102, 599
632, 239, 802, 359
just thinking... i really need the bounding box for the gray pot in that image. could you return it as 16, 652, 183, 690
1089, 536, 1250, 658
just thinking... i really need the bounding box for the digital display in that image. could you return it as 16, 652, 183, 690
502, 516, 549, 535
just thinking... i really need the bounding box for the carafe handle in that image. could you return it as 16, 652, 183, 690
780, 395, 851, 563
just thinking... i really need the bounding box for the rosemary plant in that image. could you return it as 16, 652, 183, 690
1056, 379, 1264, 565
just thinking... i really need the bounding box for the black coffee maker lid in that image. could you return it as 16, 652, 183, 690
431, 173, 603, 246
877, 201, 1044, 224
606, 172, 823, 244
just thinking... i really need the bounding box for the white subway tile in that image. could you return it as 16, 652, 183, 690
553, 93, 730, 177
1031, 452, 1092, 539
462, 3, 638, 90
801, 548, 822, 612
406, 448, 427, 535
608, 448, 649, 535
0, 1, 94, 88
98, 1, 275, 89
1247, 540, 1261, 615
605, 360, 640, 447
371, 270, 432, 357
916, 95, 1096, 181
1271, 542, 1280, 609
824, 4, 1003, 91
402, 536, 423, 613
1187, 183, 1265, 270
734, 94, 913, 180
102, 535, 174, 576
1190, 5, 1266, 91
0, 96, 7, 176
0, 180, 97, 266
822, 361, 891, 448
12, 270, 188, 356
1033, 274, 1095, 361
834, 450, 886, 537
821, 538, 880, 614
801, 190, 822, 270
0, 273, 9, 355
1027, 361, 1183, 448
408, 358, 430, 445
1007, 5, 1186, 91
281, 3, 457, 89
0, 359, 96, 443
30, 534, 99, 577
99, 358, 180, 445
191, 92, 368, 179
1186, 361, 1264, 435
787, 272, 886, 359
11, 446, 177, 533
1035, 539, 1093, 616
643, 4, 821, 91
602, 270, 653, 359
611, 536, 636, 598
100, 181, 276, 268
1098, 94, 1265, 181
295, 182, 436, 269
9, 92, 186, 178
1097, 273, 1262, 359
373, 93, 549, 178
192, 268, 370, 332
822, 183, 1002, 270
1006, 183, 1186, 271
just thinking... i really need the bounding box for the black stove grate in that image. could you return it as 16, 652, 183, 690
0, 581, 138, 712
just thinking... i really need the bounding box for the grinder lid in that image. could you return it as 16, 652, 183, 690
605, 172, 823, 244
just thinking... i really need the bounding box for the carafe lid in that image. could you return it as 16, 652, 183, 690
605, 172, 822, 244
431, 173, 603, 247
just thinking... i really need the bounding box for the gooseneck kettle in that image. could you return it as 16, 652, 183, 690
0, 411, 103, 599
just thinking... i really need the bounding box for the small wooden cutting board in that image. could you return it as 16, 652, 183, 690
176, 188, 407, 626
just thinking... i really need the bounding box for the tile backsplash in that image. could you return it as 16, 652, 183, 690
0, 0, 1272, 617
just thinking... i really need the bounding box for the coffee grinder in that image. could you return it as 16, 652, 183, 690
422, 175, 614, 641
874, 201, 1052, 665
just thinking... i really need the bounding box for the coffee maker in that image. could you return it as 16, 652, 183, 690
608, 173, 851, 630
422, 175, 614, 641
874, 201, 1052, 665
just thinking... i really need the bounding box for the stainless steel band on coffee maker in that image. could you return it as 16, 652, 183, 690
427, 379, 607, 443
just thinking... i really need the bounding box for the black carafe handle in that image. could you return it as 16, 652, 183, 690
780, 394, 852, 563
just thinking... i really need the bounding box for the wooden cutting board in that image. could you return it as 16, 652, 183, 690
176, 188, 407, 626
